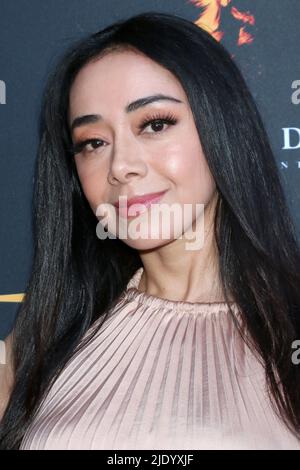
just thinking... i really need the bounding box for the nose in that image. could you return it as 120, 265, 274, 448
107, 136, 147, 185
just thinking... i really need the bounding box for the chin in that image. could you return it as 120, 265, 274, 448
115, 217, 192, 251
102, 206, 200, 250
121, 236, 175, 251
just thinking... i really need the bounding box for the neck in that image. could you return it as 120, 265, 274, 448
137, 194, 228, 304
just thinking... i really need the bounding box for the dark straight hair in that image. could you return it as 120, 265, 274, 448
1, 11, 300, 449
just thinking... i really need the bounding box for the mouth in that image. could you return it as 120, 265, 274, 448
114, 190, 168, 219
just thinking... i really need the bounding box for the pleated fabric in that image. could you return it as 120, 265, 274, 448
20, 267, 300, 449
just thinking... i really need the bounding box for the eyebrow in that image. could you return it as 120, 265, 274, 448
70, 94, 183, 132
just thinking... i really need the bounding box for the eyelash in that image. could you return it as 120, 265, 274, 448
138, 112, 177, 132
70, 112, 178, 156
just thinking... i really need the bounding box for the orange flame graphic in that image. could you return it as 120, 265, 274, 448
189, 0, 255, 47
238, 26, 254, 46
231, 6, 255, 26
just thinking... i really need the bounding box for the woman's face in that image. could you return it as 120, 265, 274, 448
68, 49, 217, 250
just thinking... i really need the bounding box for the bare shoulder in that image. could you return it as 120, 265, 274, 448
0, 332, 14, 421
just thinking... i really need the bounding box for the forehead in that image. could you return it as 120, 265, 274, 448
68, 50, 186, 119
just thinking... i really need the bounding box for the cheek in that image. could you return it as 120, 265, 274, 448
161, 140, 216, 204
75, 161, 107, 214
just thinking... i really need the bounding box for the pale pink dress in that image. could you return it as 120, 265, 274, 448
20, 267, 300, 449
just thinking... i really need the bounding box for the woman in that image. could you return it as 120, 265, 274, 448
0, 11, 300, 450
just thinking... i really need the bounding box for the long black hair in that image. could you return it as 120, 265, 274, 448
1, 11, 300, 449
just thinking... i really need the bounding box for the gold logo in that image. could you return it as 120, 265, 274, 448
0, 293, 24, 302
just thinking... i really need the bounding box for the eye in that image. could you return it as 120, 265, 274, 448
138, 112, 177, 134
70, 138, 106, 156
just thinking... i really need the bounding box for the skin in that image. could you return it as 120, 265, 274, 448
0, 333, 14, 421
68, 49, 226, 303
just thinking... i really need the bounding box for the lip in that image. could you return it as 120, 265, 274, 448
113, 190, 167, 208
113, 190, 167, 218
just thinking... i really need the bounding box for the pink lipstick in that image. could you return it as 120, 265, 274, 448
114, 190, 167, 218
